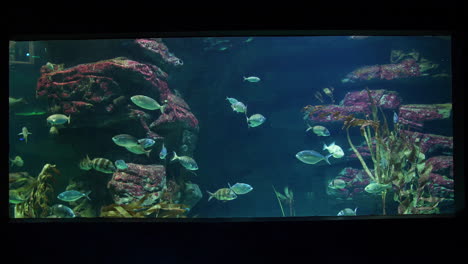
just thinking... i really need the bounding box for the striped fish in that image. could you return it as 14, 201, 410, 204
91, 158, 116, 174
207, 188, 237, 201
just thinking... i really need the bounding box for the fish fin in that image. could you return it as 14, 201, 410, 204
243, 76, 246, 81
354, 207, 358, 215
323, 143, 328, 151
170, 151, 178, 162
145, 149, 152, 158
324, 154, 333, 165
17, 132, 23, 136
160, 104, 166, 114
306, 125, 313, 132
85, 191, 92, 200
330, 141, 335, 147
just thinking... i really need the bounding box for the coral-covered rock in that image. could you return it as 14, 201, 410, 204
398, 103, 452, 128
181, 182, 203, 209
426, 156, 453, 178
107, 163, 166, 206
307, 89, 401, 123
326, 167, 372, 200
342, 59, 421, 83
427, 173, 454, 199
134, 38, 184, 69
400, 130, 453, 154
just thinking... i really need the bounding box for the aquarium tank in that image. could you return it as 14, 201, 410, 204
8, 35, 455, 219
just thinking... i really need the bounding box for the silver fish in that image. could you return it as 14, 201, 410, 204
114, 160, 128, 170
228, 183, 253, 195
226, 97, 239, 104
50, 204, 76, 218
47, 114, 70, 125
130, 95, 166, 114
231, 101, 247, 113
159, 143, 167, 159
243, 76, 260, 82
171, 151, 198, 170
17, 127, 32, 143
337, 207, 358, 216
296, 150, 332, 165
138, 138, 156, 148
112, 134, 139, 147
247, 114, 266, 128
57, 190, 91, 202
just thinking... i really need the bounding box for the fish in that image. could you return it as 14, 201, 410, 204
306, 125, 330, 136
393, 111, 399, 124
112, 134, 140, 147
207, 188, 237, 201
114, 160, 128, 170
348, 36, 369, 40
246, 113, 266, 128
50, 204, 76, 218
10, 156, 24, 167
79, 155, 93, 171
226, 97, 239, 104
295, 150, 332, 165
47, 114, 70, 125
57, 190, 91, 202
244, 37, 254, 43
231, 101, 247, 113
322, 87, 333, 97
337, 207, 358, 216
18, 126, 32, 143
9, 97, 27, 107
49, 126, 59, 136
243, 76, 261, 82
323, 142, 344, 158
130, 95, 166, 114
15, 111, 47, 116
159, 143, 167, 159
328, 179, 346, 189
228, 183, 253, 195
91, 157, 117, 173
171, 151, 198, 170
364, 183, 392, 194
125, 145, 152, 157
138, 138, 156, 148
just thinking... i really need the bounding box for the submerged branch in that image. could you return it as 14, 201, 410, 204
346, 128, 375, 182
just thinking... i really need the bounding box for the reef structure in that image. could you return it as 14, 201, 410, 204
398, 103, 452, 129
107, 163, 167, 206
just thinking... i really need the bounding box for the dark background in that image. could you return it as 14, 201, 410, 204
5, 3, 467, 263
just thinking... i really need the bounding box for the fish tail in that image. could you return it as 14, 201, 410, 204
306, 125, 312, 132
324, 154, 333, 165
354, 207, 358, 215
323, 143, 328, 151
207, 191, 214, 201
85, 191, 92, 200
145, 149, 152, 158
243, 76, 246, 81
68, 115, 71, 124
160, 104, 166, 114
170, 151, 178, 162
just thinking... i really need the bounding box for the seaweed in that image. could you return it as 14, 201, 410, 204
272, 185, 295, 217
339, 88, 442, 215
100, 195, 188, 218
14, 164, 59, 218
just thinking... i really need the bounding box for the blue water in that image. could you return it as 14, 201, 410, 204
8, 36, 453, 218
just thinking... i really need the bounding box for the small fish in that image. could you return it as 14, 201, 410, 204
138, 138, 156, 148
47, 114, 70, 125
306, 125, 330, 136
112, 134, 139, 147
131, 95, 166, 114
15, 111, 47, 116
296, 150, 332, 165
246, 114, 266, 128
49, 126, 59, 135
231, 101, 247, 113
328, 179, 346, 189
50, 204, 76, 218
171, 151, 198, 170
17, 126, 32, 143
323, 142, 344, 159
9, 97, 27, 107
393, 111, 399, 124
10, 156, 24, 167
337, 207, 358, 216
226, 97, 239, 105
217, 45, 231, 51
207, 188, 238, 201
348, 36, 369, 40
91, 158, 117, 173
243, 76, 261, 82
228, 183, 253, 195
364, 183, 392, 194
114, 160, 128, 170
57, 190, 91, 202
322, 87, 333, 97
159, 143, 167, 159
244, 37, 254, 43
125, 145, 152, 157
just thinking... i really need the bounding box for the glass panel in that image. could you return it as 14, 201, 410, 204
8, 35, 454, 219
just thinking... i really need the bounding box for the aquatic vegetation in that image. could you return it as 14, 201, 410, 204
100, 195, 188, 218
14, 164, 60, 218
339, 88, 441, 214
272, 185, 295, 217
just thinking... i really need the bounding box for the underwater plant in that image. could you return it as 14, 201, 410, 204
100, 194, 188, 218
336, 88, 441, 215
14, 164, 60, 218
272, 185, 295, 217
